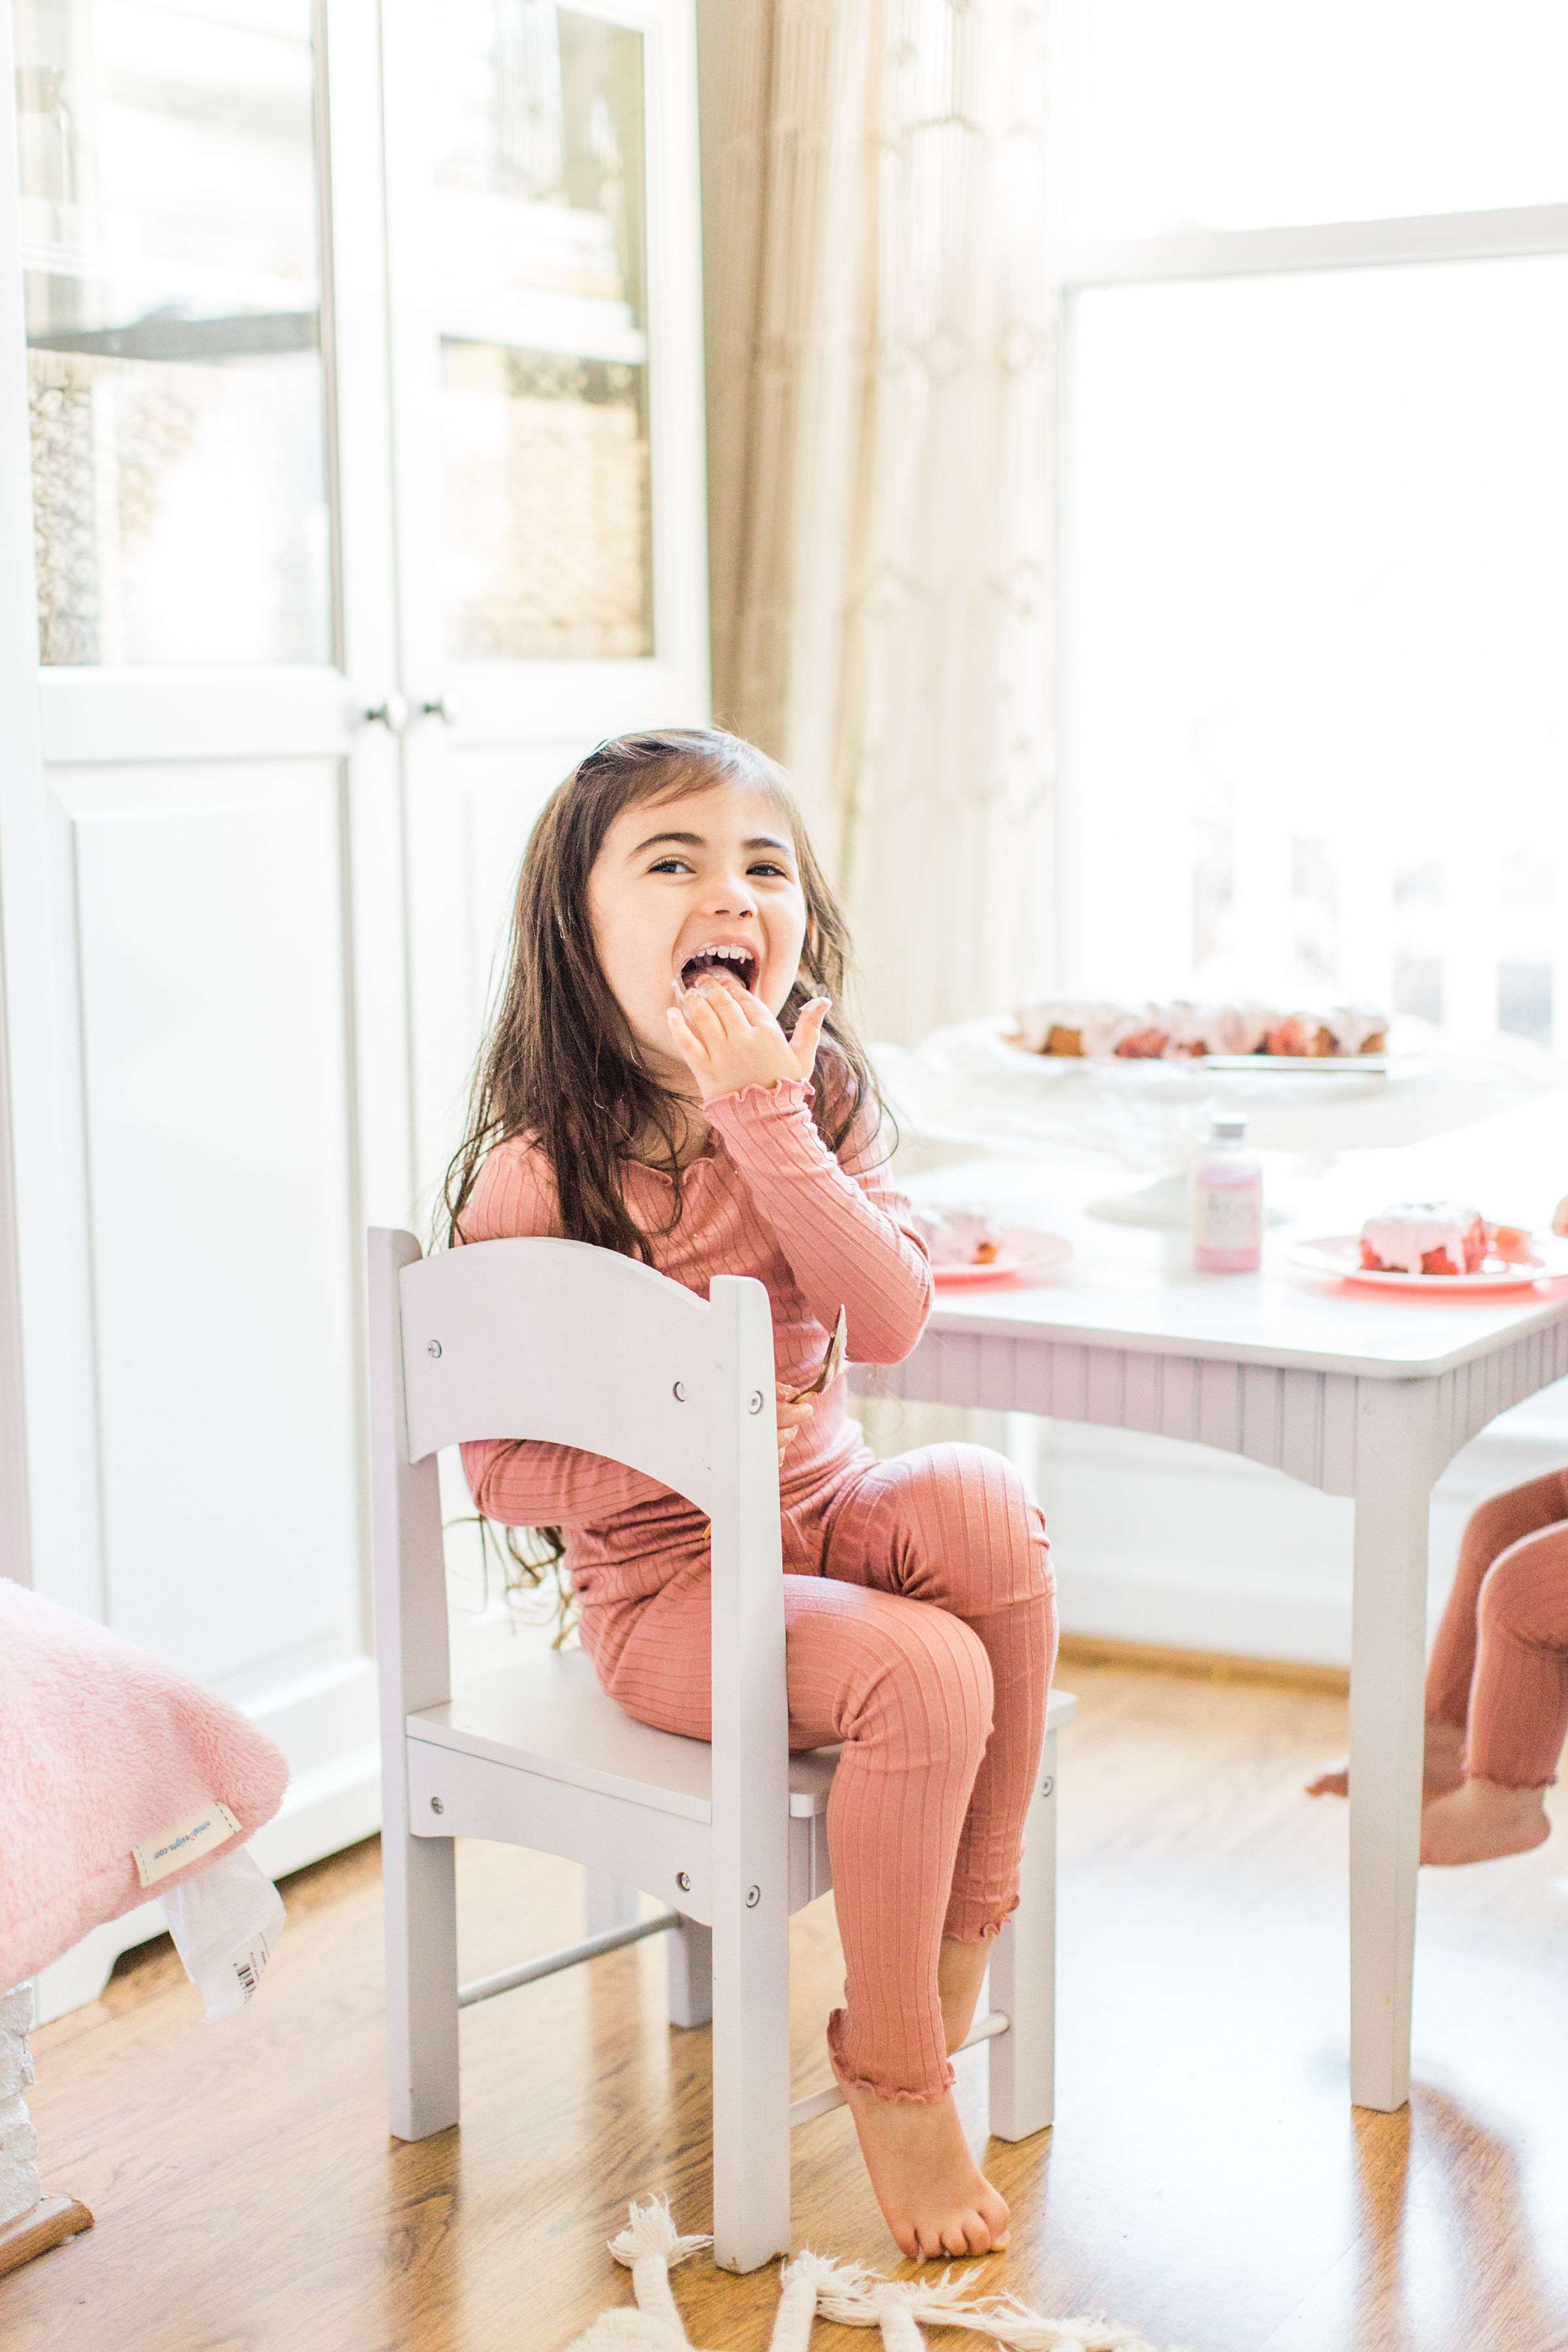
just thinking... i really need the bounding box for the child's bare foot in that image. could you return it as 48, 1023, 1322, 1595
1304, 1716, 1466, 1800
1419, 1776, 1552, 1865
841, 2079, 1011, 2260
937, 1936, 990, 2054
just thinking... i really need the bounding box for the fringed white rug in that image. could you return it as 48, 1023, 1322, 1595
564, 2197, 1166, 2352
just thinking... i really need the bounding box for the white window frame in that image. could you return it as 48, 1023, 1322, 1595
1051, 155, 1568, 1011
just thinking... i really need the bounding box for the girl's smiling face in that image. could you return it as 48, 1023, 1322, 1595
587, 778, 808, 1085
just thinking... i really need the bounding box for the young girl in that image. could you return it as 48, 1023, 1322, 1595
1307, 1460, 1568, 1863
445, 728, 1057, 2262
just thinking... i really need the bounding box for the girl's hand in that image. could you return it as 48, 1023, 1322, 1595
776, 1384, 814, 1465
666, 986, 830, 1104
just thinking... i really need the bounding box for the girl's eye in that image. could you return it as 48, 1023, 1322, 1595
748, 861, 791, 879
648, 857, 693, 874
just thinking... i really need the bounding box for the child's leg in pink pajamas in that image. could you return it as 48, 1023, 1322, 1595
1311, 1465, 1568, 1802
583, 1442, 1054, 2104
589, 1563, 1000, 2101
819, 1441, 1057, 1950
1425, 1469, 1568, 1730
1461, 1520, 1568, 1788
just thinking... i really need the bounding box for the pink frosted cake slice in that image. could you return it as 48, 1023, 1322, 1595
1358, 1203, 1487, 1277
911, 1207, 1004, 1267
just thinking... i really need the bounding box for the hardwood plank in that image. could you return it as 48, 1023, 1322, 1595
7, 1663, 1563, 2352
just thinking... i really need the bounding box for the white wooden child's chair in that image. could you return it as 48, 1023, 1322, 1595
369, 1227, 1076, 2273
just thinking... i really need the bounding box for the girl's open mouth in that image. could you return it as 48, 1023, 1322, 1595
676, 943, 760, 998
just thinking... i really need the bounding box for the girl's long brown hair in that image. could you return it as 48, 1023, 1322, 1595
442, 728, 884, 1260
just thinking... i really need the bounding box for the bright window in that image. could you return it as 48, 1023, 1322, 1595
1058, 5, 1568, 1046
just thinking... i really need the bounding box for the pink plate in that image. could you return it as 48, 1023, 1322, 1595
1288, 1233, 1568, 1292
930, 1229, 1073, 1288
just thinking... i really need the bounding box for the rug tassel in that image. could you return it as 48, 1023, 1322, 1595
606, 2195, 713, 2344
774, 2252, 888, 2351
809, 2256, 1164, 2352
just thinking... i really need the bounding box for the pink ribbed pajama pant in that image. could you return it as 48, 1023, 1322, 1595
1426, 1466, 1568, 1789
581, 1441, 1057, 2104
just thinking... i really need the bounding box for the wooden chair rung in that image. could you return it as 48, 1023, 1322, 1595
457, 1908, 684, 2009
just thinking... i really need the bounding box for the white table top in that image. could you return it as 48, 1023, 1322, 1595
907, 1175, 1568, 1382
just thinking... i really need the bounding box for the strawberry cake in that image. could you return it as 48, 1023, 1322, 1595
1358, 1203, 1488, 1277
911, 1207, 1003, 1267
1010, 999, 1388, 1061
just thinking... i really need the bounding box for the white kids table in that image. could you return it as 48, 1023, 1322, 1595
853, 1207, 1568, 2112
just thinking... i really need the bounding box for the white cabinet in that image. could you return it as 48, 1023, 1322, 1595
380, 0, 710, 1204
0, 0, 708, 2014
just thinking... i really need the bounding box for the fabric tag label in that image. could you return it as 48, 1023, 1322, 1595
131, 1801, 242, 1889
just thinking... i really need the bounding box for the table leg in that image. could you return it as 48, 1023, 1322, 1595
1348, 1377, 1437, 2111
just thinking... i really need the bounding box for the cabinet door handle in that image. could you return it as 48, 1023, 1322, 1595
420, 693, 461, 727
363, 693, 410, 734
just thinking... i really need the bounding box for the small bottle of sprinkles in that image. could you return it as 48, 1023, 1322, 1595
1191, 1115, 1263, 1271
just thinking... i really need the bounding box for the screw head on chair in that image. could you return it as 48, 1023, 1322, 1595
430, 1795, 444, 1814
427, 1340, 442, 1358
745, 1886, 760, 1908
672, 1380, 686, 1401
677, 1870, 691, 1891
748, 1391, 764, 1414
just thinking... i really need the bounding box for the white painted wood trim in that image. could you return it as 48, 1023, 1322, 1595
1058, 203, 1568, 290
913, 1290, 1568, 1382
399, 1235, 713, 1505
988, 1723, 1061, 2140
408, 1709, 713, 1824
666, 1915, 713, 2030
369, 1228, 459, 2141
856, 1312, 1568, 1501
406, 1737, 716, 1919
0, 0, 85, 1602
707, 1271, 792, 2272
1348, 1380, 1437, 2113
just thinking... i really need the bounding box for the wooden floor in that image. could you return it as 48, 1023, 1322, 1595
8, 1659, 1567, 2352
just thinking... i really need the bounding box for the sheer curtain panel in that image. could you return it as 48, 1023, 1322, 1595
700, 0, 1056, 1044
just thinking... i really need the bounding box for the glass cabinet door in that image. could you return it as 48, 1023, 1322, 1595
13, 0, 332, 667
383, 0, 709, 1204
433, 3, 652, 663
1, 0, 408, 1952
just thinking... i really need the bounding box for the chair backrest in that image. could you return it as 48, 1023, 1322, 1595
399, 1232, 718, 1511
367, 1226, 787, 1735
368, 1226, 792, 2053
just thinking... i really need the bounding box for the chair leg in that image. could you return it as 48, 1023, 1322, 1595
666, 1918, 713, 2029
988, 1726, 1059, 2142
583, 1870, 640, 1935
384, 1825, 459, 2142
710, 1897, 792, 2270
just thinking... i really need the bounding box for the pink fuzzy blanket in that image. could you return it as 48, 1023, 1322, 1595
0, 1580, 288, 1989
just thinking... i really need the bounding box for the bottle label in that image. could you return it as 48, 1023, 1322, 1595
1192, 1181, 1262, 1254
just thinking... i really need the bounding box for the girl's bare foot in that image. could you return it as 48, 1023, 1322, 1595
937, 1936, 990, 2054
1304, 1716, 1466, 1800
841, 2079, 1010, 2260
1419, 1776, 1552, 1865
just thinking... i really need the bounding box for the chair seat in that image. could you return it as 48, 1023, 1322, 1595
409, 1654, 1078, 1829
408, 1649, 841, 1825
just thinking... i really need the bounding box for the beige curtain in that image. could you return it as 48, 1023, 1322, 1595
700, 0, 1057, 1046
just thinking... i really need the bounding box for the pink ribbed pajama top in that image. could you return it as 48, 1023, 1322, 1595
460, 1074, 1058, 2102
